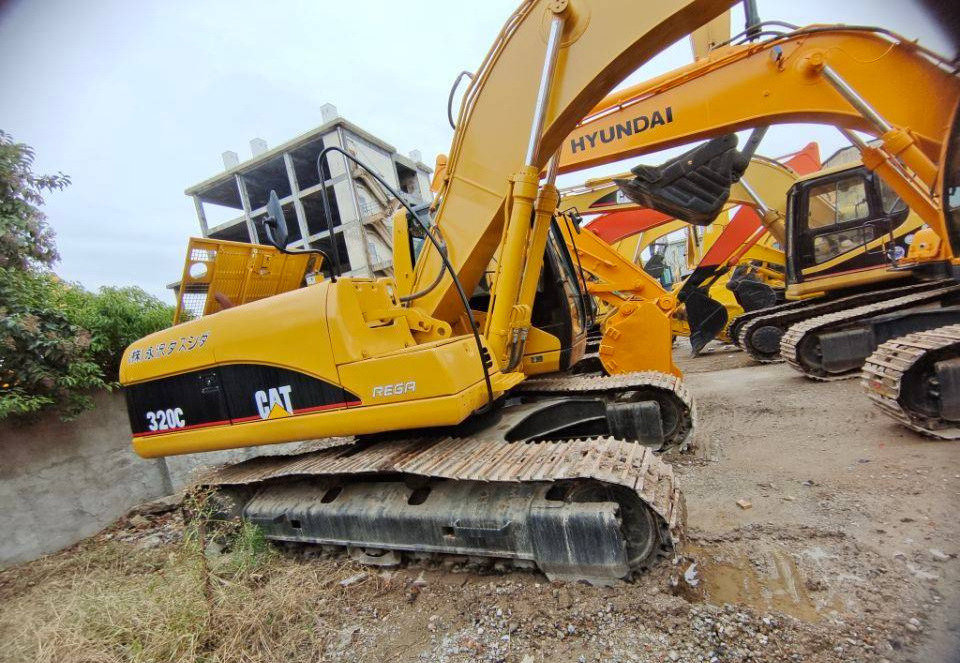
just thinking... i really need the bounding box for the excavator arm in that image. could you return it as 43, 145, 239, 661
413, 0, 736, 328
550, 26, 959, 267
559, 28, 956, 174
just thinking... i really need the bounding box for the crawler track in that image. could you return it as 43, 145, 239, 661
733, 280, 949, 363
862, 324, 960, 439
780, 285, 960, 380
202, 435, 684, 583
518, 371, 695, 452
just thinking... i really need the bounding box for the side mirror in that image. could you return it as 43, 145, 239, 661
262, 190, 289, 250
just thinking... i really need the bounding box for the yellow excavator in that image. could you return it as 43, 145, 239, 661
121, 0, 741, 584
119, 2, 956, 583
861, 106, 960, 438
552, 22, 959, 365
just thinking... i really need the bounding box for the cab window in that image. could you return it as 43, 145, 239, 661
806, 176, 870, 229
878, 178, 907, 215
805, 175, 874, 264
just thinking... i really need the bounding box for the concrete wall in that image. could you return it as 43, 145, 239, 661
0, 391, 303, 568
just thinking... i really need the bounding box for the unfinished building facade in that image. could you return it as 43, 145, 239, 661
185, 104, 433, 277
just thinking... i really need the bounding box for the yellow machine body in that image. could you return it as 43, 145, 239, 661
124, 278, 495, 458
124, 0, 736, 458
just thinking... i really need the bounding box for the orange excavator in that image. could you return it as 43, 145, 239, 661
548, 22, 958, 366
557, 143, 822, 354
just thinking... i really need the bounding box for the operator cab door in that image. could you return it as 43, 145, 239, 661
528, 222, 591, 369
787, 166, 909, 286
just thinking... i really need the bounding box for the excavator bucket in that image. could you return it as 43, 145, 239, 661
683, 288, 728, 355
614, 127, 767, 227
614, 134, 743, 226
727, 266, 779, 312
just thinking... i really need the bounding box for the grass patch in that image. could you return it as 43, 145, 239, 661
0, 513, 393, 663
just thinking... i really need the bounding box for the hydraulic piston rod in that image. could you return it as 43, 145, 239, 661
525, 13, 567, 166
821, 63, 938, 187
485, 7, 567, 363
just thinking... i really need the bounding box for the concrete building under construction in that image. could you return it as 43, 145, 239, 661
185, 104, 433, 277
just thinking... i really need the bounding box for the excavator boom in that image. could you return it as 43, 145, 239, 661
414, 0, 735, 324
559, 28, 956, 174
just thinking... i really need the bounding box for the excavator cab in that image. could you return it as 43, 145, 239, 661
785, 166, 912, 292
641, 242, 670, 285
526, 222, 592, 371
394, 198, 591, 376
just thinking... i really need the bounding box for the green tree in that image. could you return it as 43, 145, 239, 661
0, 131, 173, 420
74, 285, 174, 378
0, 130, 67, 270
0, 269, 104, 419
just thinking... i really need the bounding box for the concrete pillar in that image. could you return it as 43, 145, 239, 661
408, 149, 422, 163
250, 138, 268, 157
340, 223, 371, 277
192, 195, 209, 236
222, 150, 240, 169
234, 174, 259, 243
283, 152, 312, 249
321, 103, 339, 123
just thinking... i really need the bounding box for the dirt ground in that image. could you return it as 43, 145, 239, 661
1, 342, 958, 663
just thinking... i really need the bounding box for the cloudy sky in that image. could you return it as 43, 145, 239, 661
0, 0, 953, 301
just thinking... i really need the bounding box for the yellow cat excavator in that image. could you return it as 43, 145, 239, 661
121, 0, 736, 584
119, 2, 956, 583
861, 106, 960, 438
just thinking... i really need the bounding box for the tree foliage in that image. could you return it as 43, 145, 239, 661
0, 130, 67, 270
0, 269, 104, 419
0, 131, 173, 421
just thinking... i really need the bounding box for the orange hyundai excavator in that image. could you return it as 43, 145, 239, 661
545, 23, 959, 366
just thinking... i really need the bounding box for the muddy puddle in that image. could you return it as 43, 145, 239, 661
685, 544, 843, 622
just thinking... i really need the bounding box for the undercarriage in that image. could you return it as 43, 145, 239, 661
199, 371, 691, 584
731, 280, 949, 362
862, 323, 960, 439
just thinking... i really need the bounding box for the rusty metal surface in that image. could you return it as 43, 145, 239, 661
861, 323, 960, 439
